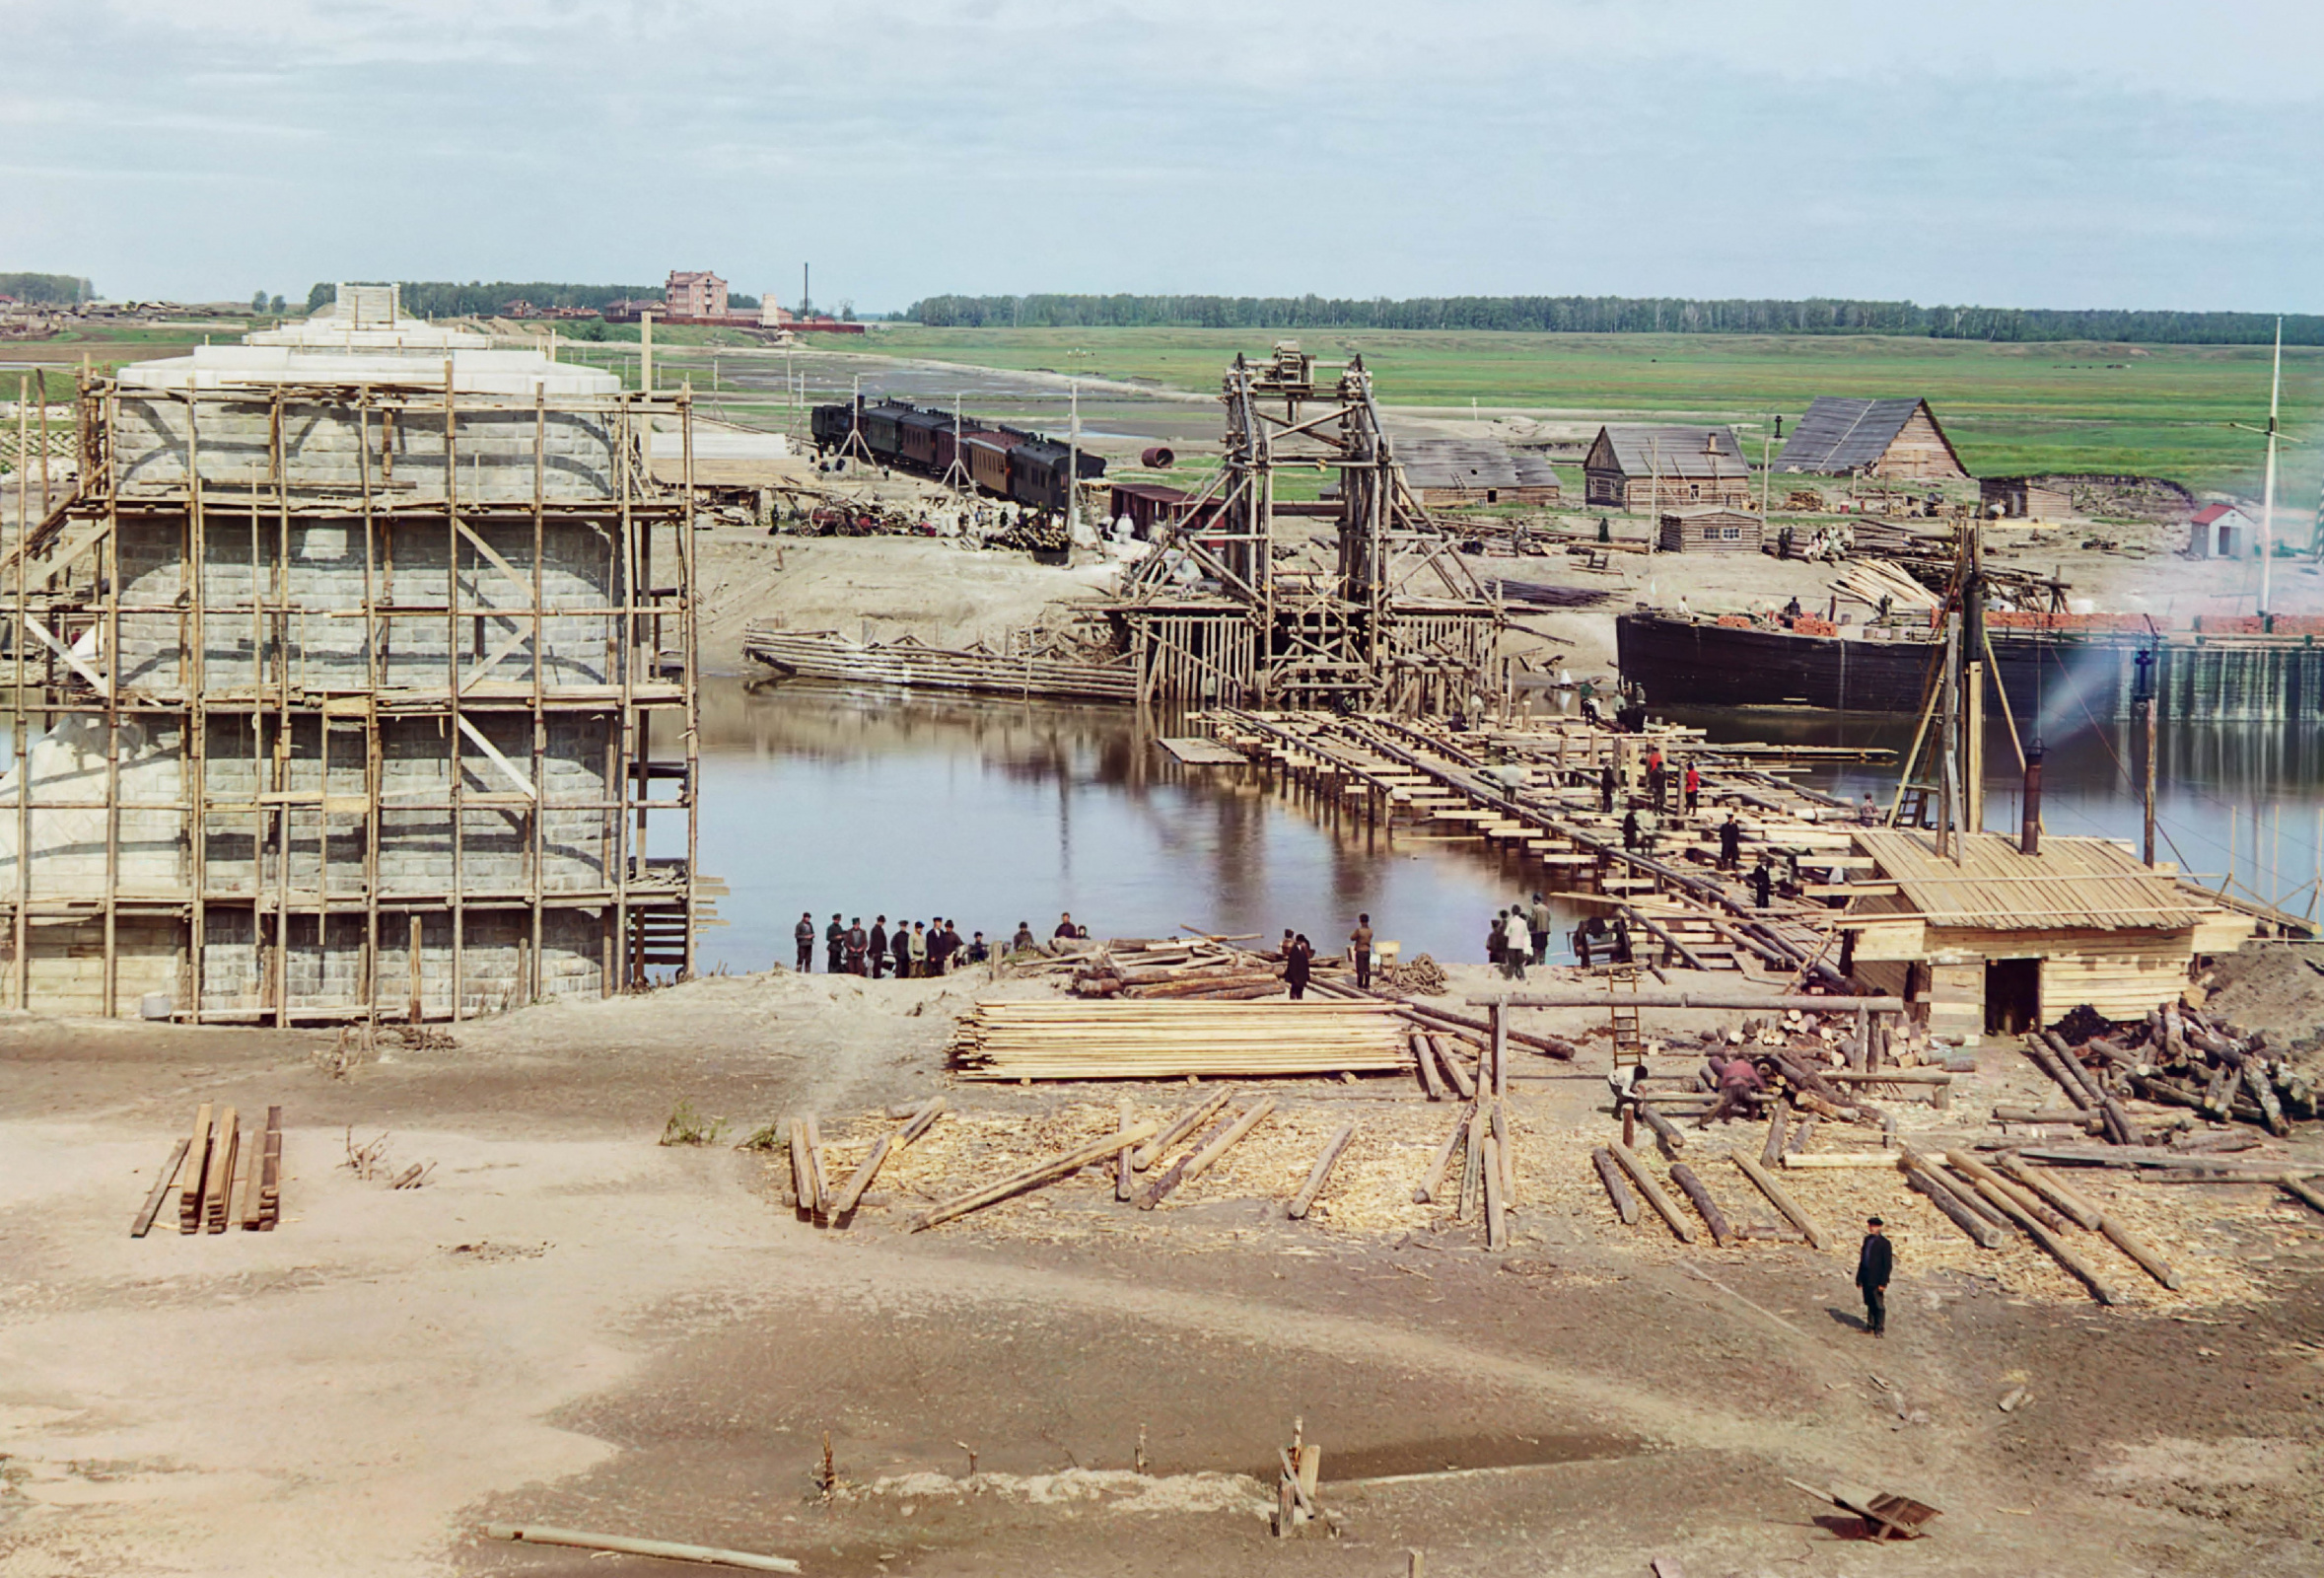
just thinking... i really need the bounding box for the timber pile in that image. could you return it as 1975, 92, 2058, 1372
741, 624, 1137, 704
2024, 1001, 2316, 1144
136, 1103, 282, 1238
1070, 939, 1311, 1001
951, 1000, 1412, 1081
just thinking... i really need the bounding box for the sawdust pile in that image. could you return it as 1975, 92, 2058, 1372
2202, 941, 2324, 1054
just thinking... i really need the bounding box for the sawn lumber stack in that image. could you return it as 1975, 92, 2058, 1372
951, 1000, 1413, 1081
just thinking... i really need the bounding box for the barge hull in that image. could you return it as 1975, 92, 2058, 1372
1616, 613, 2324, 723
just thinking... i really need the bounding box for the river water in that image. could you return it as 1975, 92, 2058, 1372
687, 678, 1562, 974
688, 681, 2324, 977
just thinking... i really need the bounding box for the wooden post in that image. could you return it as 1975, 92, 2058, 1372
1490, 1001, 1508, 1098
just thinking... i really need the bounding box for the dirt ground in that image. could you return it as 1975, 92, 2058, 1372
5, 963, 2322, 1578
693, 509, 2319, 686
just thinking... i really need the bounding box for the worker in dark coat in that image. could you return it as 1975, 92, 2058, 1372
845, 918, 869, 975
795, 912, 816, 972
1610, 916, 1633, 966
1856, 1217, 1893, 1336
1011, 921, 1036, 954
1751, 857, 1774, 909
868, 917, 889, 979
1284, 934, 1313, 1000
1622, 810, 1640, 851
1053, 912, 1079, 940
825, 913, 845, 973
890, 922, 912, 979
1719, 814, 1741, 871
1599, 762, 1616, 813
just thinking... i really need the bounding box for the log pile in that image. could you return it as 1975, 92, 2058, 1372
135, 1103, 282, 1238
2023, 1001, 2316, 1144
951, 1000, 1413, 1081
1070, 939, 1307, 1001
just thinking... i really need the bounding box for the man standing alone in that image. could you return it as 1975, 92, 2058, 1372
1856, 1216, 1892, 1336
1349, 913, 1374, 989
795, 912, 816, 972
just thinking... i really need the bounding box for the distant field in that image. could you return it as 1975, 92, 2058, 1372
849, 326, 2324, 501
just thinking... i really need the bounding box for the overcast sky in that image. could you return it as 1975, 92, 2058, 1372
8, 0, 2321, 313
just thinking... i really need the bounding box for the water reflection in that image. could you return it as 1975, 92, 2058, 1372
682, 680, 1575, 974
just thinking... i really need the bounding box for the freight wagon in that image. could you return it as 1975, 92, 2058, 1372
810, 397, 1104, 511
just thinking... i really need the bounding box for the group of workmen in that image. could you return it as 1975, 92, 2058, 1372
792, 909, 1092, 976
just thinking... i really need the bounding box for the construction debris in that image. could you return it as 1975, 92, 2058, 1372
484, 1523, 800, 1573
145, 1104, 281, 1236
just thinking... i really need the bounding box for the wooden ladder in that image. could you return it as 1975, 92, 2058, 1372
1893, 784, 1936, 829
1607, 967, 1646, 1068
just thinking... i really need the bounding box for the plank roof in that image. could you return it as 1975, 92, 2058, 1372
1397, 439, 1561, 490
1773, 396, 1959, 474
1586, 425, 1748, 480
1853, 828, 2210, 930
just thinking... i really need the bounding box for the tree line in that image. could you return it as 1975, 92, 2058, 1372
0, 272, 95, 306
904, 293, 2324, 345
304, 281, 761, 317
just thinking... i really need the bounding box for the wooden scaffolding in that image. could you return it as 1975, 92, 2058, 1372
0, 366, 699, 1022
1108, 344, 1500, 713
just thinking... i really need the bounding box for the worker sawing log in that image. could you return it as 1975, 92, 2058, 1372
913, 1119, 1162, 1231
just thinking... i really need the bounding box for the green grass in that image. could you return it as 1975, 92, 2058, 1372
842, 326, 2324, 501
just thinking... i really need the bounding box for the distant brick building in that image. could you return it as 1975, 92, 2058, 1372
665, 270, 729, 319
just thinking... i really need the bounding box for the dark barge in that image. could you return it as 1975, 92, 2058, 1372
1616, 610, 2324, 723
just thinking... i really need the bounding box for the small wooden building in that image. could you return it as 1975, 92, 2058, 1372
1774, 397, 1966, 480
1839, 829, 2253, 1045
1656, 507, 1762, 553
1397, 439, 1562, 507
1584, 425, 1750, 512
2187, 503, 2254, 558
1980, 475, 2075, 521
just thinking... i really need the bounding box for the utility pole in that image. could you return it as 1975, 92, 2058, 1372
2262, 317, 2282, 615
1068, 380, 1082, 537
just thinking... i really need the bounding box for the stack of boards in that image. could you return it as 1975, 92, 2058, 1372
133, 1103, 283, 1238
951, 1000, 1413, 1081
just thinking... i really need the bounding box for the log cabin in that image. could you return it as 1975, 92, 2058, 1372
1584, 425, 1751, 512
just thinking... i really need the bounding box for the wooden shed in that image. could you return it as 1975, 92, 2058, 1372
1656, 507, 1762, 553
1584, 425, 1751, 512
1838, 829, 2253, 1046
1980, 475, 2075, 522
2187, 503, 2255, 559
1397, 439, 1562, 507
1773, 397, 1966, 480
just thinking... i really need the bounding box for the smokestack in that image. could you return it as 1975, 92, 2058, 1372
2020, 740, 2044, 856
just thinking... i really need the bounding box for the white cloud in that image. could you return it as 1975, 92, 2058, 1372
3, 1, 2318, 307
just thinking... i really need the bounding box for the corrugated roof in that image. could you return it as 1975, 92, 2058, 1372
1589, 425, 1748, 480
1773, 397, 1950, 473
1853, 829, 2209, 930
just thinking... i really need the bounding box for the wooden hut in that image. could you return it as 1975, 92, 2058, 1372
1656, 507, 1762, 553
1980, 475, 2075, 522
1774, 398, 1966, 480
1397, 439, 1562, 507
1838, 829, 2253, 1046
1583, 426, 1750, 512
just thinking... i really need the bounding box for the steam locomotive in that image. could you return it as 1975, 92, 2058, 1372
810, 398, 1103, 513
